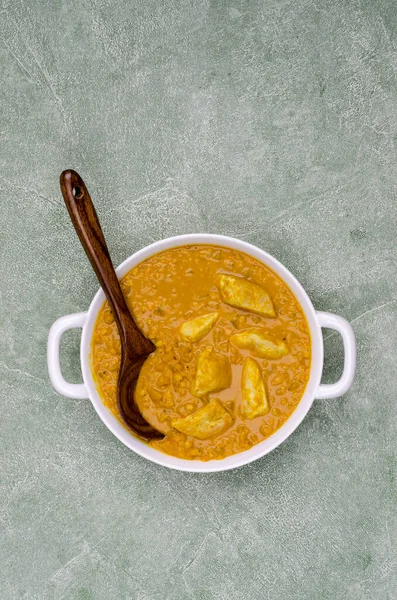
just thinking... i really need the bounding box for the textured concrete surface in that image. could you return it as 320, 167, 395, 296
1, 0, 397, 598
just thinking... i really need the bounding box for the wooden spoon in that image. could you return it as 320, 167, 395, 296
60, 169, 164, 442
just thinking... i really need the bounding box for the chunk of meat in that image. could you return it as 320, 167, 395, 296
172, 399, 233, 439
179, 312, 218, 342
230, 329, 288, 359
191, 346, 232, 397
241, 358, 269, 419
218, 274, 275, 317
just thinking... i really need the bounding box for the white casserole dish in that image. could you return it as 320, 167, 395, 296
48, 234, 356, 472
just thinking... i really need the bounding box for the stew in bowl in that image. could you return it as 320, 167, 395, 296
91, 244, 311, 461
48, 234, 356, 472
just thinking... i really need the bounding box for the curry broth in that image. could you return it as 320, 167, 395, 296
91, 245, 311, 461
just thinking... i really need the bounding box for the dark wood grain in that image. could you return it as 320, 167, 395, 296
60, 169, 164, 441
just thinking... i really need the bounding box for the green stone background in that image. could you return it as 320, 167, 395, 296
1, 0, 396, 598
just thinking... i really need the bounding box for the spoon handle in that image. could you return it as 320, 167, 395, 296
60, 170, 154, 356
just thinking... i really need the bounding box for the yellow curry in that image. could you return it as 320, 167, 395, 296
91, 245, 311, 461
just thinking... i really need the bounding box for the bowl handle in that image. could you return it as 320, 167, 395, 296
47, 312, 89, 399
316, 311, 356, 399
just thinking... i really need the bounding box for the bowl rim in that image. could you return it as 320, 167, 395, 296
80, 234, 323, 472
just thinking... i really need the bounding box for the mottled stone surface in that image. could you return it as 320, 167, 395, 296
1, 0, 397, 598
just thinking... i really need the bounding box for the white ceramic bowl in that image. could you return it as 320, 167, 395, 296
48, 234, 356, 472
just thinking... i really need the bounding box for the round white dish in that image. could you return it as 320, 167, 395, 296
48, 234, 356, 472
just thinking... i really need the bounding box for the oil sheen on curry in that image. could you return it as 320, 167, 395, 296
91, 245, 311, 461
